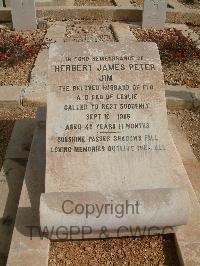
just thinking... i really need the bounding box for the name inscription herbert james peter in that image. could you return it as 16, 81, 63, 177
46, 42, 174, 193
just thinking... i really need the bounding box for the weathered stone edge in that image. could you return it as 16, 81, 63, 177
166, 86, 200, 110
0, 6, 200, 25
111, 21, 138, 42
6, 120, 49, 266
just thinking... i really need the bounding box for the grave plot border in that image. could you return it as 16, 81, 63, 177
0, 5, 200, 25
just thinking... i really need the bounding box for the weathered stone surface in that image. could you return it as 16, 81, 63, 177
111, 22, 137, 42
10, 0, 37, 30
142, 0, 167, 29
23, 22, 66, 107
39, 42, 190, 238
23, 47, 48, 106
45, 21, 66, 43
46, 42, 175, 193
165, 85, 194, 110
40, 188, 189, 239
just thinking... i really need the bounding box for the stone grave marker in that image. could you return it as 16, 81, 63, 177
11, 0, 37, 30
40, 42, 189, 239
142, 0, 167, 29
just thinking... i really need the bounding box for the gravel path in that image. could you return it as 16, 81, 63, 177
49, 235, 180, 265
178, 0, 200, 9
74, 0, 114, 6
0, 107, 36, 169
65, 20, 115, 42
162, 58, 200, 88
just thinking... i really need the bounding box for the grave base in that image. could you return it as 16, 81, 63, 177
7, 109, 200, 265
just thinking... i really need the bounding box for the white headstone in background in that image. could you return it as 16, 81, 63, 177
11, 0, 37, 30
142, 0, 167, 30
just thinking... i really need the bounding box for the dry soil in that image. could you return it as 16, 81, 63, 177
0, 28, 46, 86
74, 0, 114, 6
49, 235, 180, 266
65, 20, 115, 42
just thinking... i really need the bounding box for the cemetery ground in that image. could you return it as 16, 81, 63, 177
130, 27, 200, 88
0, 1, 200, 265
49, 235, 180, 265
74, 0, 115, 6
67, 0, 199, 8
0, 25, 46, 86
72, 0, 144, 6
177, 0, 200, 10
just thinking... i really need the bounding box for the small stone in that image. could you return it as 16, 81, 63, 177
82, 28, 89, 33
0, 25, 7, 30
84, 246, 92, 251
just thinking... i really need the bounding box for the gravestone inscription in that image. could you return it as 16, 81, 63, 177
142, 0, 167, 29
40, 42, 189, 238
46, 42, 174, 193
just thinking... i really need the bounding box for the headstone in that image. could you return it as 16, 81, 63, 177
142, 0, 167, 30
11, 0, 37, 30
46, 42, 173, 192
40, 42, 189, 239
